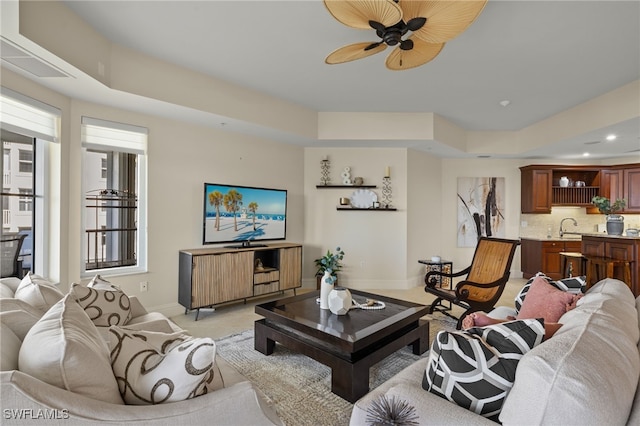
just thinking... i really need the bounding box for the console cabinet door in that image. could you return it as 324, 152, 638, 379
279, 247, 302, 290
192, 252, 253, 305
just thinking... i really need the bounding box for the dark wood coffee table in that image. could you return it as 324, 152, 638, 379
254, 290, 430, 403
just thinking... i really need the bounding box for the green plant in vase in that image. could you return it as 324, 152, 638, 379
591, 196, 626, 235
314, 247, 345, 285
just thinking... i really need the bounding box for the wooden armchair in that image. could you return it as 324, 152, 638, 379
424, 237, 520, 329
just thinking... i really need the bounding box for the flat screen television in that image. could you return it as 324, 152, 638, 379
203, 183, 287, 247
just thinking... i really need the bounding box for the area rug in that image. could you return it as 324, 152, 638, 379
215, 315, 456, 426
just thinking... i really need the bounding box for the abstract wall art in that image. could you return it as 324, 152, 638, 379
457, 177, 505, 247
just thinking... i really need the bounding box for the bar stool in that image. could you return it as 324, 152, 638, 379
583, 255, 633, 290
559, 252, 587, 278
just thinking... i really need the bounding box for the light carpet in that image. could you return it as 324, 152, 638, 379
214, 316, 457, 426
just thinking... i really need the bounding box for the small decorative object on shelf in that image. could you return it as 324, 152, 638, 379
320, 156, 331, 185
328, 287, 352, 315
592, 196, 627, 236
382, 176, 392, 208
341, 166, 352, 185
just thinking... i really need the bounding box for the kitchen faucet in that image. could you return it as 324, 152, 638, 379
559, 217, 579, 237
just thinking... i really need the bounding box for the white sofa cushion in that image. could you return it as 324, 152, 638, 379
109, 327, 218, 405
500, 279, 640, 425
18, 294, 124, 405
14, 272, 63, 313
0, 283, 15, 298
70, 283, 131, 327
1, 323, 21, 371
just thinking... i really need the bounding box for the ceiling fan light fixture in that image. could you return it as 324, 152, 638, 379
324, 0, 488, 70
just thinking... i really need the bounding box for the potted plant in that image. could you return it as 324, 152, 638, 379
591, 196, 626, 235
314, 247, 345, 288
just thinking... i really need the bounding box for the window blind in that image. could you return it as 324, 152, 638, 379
0, 88, 60, 142
81, 117, 147, 155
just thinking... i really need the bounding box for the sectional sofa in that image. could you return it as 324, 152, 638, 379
350, 278, 640, 425
0, 275, 282, 425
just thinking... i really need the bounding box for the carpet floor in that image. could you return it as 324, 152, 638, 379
215, 316, 457, 426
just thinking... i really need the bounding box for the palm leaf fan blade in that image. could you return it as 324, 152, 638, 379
385, 37, 444, 70
326, 42, 387, 64
407, 0, 488, 44
323, 0, 403, 29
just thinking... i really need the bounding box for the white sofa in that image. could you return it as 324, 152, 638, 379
350, 278, 640, 425
0, 276, 282, 425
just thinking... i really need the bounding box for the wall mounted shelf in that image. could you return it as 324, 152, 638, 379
336, 207, 397, 211
316, 185, 377, 189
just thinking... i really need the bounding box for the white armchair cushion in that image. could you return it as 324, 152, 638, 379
14, 272, 63, 313
0, 283, 15, 298
70, 283, 132, 327
109, 327, 218, 405
18, 294, 124, 405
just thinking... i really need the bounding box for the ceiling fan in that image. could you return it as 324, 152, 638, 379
324, 0, 488, 70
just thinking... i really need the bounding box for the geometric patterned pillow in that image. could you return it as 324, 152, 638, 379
422, 319, 545, 421
514, 272, 558, 314
109, 327, 217, 405
555, 275, 587, 294
70, 283, 131, 327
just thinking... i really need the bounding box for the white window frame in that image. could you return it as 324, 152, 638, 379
80, 117, 147, 278
1, 88, 60, 279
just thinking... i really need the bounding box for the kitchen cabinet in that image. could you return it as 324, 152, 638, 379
582, 234, 639, 296
520, 165, 599, 213
521, 163, 640, 213
520, 168, 552, 213
521, 238, 582, 280
624, 167, 640, 213
597, 165, 640, 213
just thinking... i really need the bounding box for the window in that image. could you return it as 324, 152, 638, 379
18, 149, 32, 173
81, 117, 147, 276
1, 88, 60, 278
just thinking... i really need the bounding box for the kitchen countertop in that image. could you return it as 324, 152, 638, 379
521, 234, 640, 241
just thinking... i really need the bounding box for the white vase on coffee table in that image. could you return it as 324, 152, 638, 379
328, 287, 352, 315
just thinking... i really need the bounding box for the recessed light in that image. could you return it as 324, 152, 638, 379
606, 134, 617, 141
583, 152, 590, 157
499, 100, 510, 107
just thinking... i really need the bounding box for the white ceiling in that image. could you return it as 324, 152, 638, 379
10, 1, 640, 159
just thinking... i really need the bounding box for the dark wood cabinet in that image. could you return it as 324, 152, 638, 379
520, 168, 552, 213
623, 167, 640, 213
521, 238, 582, 280
581, 235, 639, 296
521, 163, 639, 214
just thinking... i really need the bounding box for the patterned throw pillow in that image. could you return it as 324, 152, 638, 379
70, 283, 132, 327
555, 276, 587, 294
87, 274, 120, 291
514, 272, 557, 314
423, 319, 545, 421
14, 272, 64, 313
109, 327, 217, 405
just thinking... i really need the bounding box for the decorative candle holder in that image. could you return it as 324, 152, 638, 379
382, 176, 392, 208
320, 159, 331, 185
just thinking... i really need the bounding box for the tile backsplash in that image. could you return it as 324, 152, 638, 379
520, 206, 640, 238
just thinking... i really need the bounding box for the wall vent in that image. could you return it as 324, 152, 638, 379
1, 37, 70, 78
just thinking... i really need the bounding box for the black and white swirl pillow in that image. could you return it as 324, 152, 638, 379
71, 283, 131, 327
108, 327, 217, 405
423, 319, 545, 421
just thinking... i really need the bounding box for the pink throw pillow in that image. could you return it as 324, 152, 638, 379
516, 276, 575, 323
